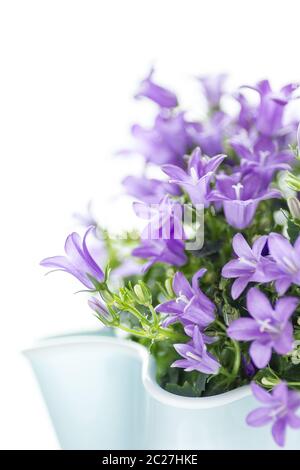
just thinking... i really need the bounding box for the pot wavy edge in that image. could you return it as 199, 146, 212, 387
23, 333, 251, 410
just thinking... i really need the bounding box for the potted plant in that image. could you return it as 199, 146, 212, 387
27, 71, 300, 449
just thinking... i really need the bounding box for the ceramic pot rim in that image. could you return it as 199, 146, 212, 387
24, 333, 251, 410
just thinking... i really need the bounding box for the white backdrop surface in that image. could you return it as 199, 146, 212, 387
1, 0, 300, 449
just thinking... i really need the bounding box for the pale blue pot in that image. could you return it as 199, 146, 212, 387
24, 333, 300, 450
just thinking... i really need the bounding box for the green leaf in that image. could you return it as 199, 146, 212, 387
165, 381, 199, 397
287, 218, 300, 244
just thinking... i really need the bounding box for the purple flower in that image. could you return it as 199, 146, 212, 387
227, 287, 298, 368
247, 382, 300, 447
197, 74, 227, 108
234, 92, 256, 131
156, 269, 215, 330
242, 356, 256, 378
40, 227, 105, 289
128, 112, 199, 166
192, 111, 229, 157
208, 172, 281, 229
162, 147, 226, 206
122, 175, 180, 204
88, 297, 112, 323
244, 80, 298, 136
133, 196, 185, 241
172, 326, 220, 374
135, 68, 178, 108
222, 233, 271, 299
265, 233, 300, 295
230, 133, 293, 184
132, 238, 187, 271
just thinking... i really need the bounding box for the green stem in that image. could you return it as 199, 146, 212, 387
287, 381, 300, 387
231, 339, 241, 377
215, 319, 227, 332
156, 327, 187, 343
115, 324, 147, 338
149, 304, 159, 327
120, 304, 152, 327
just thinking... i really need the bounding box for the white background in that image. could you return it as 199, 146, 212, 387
1, 0, 300, 449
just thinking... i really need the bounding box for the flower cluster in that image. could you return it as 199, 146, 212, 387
41, 71, 300, 447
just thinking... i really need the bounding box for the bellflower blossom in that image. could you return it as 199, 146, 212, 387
135, 68, 178, 109
132, 196, 187, 270
132, 238, 187, 271
40, 72, 300, 448
244, 80, 298, 136
88, 297, 112, 323
234, 92, 257, 131
265, 233, 300, 295
162, 147, 226, 206
133, 196, 184, 240
222, 233, 271, 299
208, 172, 281, 229
247, 382, 300, 447
197, 74, 227, 108
122, 175, 180, 204
192, 111, 229, 157
230, 133, 293, 184
227, 287, 298, 368
40, 227, 105, 289
128, 112, 200, 166
172, 326, 220, 374
156, 269, 215, 331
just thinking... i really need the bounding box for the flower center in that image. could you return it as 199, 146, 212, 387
270, 404, 287, 419
176, 291, 189, 304
259, 151, 270, 164
232, 182, 244, 200
258, 318, 280, 334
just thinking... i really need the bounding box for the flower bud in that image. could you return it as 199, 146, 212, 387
289, 340, 300, 365
88, 297, 114, 324
287, 197, 300, 220
165, 278, 174, 298
286, 172, 300, 191
261, 376, 279, 387
133, 281, 152, 306
100, 288, 114, 304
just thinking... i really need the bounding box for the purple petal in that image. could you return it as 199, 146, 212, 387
252, 235, 268, 259
249, 340, 272, 368
246, 407, 273, 427
173, 272, 193, 298
171, 359, 191, 369
227, 318, 260, 341
271, 418, 287, 447
273, 323, 294, 355
275, 277, 292, 296
192, 326, 205, 353
246, 287, 273, 320
162, 164, 189, 183
223, 200, 258, 230
232, 233, 253, 258
268, 233, 295, 267
287, 414, 300, 429
222, 260, 253, 278
191, 268, 207, 291
156, 300, 183, 315
251, 382, 274, 404
275, 296, 299, 322
231, 276, 251, 299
